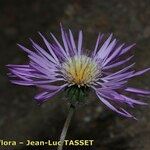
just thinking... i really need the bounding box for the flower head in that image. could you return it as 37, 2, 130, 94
7, 24, 150, 118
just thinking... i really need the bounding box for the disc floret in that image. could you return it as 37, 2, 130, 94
61, 55, 101, 87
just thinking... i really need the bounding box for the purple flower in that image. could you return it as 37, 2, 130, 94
7, 25, 150, 118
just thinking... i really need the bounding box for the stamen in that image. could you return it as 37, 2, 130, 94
61, 55, 101, 87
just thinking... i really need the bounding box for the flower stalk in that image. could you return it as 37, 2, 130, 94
57, 104, 75, 150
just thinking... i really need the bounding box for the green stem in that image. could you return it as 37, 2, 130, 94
57, 105, 75, 150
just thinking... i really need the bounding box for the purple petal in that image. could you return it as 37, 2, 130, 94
60, 24, 70, 56
121, 95, 148, 106
96, 34, 113, 59
29, 39, 58, 65
35, 84, 67, 101
103, 55, 134, 70
130, 68, 150, 77
29, 61, 59, 79
64, 31, 74, 56
102, 43, 125, 66
125, 87, 150, 95
37, 83, 67, 90
9, 68, 32, 81
103, 63, 135, 80
69, 29, 77, 55
50, 33, 69, 59
78, 30, 83, 55
101, 39, 117, 60
32, 78, 65, 85
10, 80, 33, 86
93, 33, 104, 56
96, 92, 134, 118
119, 43, 136, 55
38, 32, 60, 63
50, 44, 66, 60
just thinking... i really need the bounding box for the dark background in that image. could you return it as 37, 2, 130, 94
0, 0, 150, 149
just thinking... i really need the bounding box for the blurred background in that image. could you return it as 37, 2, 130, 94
0, 0, 150, 149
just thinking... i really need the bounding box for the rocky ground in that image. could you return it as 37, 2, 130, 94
0, 0, 150, 149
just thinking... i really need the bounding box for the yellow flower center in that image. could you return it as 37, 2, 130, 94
61, 55, 101, 87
